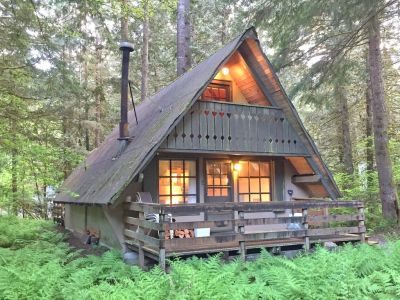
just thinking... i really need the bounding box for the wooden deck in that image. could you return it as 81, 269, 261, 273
124, 200, 365, 270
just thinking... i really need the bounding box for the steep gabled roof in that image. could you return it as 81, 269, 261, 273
55, 27, 340, 205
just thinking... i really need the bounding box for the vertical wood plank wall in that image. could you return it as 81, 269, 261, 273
160, 101, 307, 155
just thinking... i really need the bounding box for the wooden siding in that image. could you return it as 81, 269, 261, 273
224, 52, 271, 106
286, 157, 314, 174
160, 101, 307, 155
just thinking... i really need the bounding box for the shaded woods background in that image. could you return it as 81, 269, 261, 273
0, 0, 399, 228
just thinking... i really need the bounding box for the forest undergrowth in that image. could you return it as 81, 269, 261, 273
1, 216, 400, 300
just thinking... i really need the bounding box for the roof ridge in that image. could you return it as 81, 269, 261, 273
138, 27, 256, 108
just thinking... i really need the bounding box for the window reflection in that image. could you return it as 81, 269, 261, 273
206, 161, 231, 197
238, 161, 271, 202
159, 160, 197, 205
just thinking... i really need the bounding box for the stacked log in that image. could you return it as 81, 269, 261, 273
165, 229, 194, 239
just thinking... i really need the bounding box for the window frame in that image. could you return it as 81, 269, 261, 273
237, 160, 272, 203
158, 159, 198, 205
205, 160, 232, 199
200, 79, 232, 102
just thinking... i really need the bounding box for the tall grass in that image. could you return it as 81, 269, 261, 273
1, 216, 400, 299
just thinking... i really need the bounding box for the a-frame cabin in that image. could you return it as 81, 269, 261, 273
55, 28, 365, 269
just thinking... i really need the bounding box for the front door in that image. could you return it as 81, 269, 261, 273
205, 160, 234, 233
205, 160, 233, 203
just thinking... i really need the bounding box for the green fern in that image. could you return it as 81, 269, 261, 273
3, 216, 400, 299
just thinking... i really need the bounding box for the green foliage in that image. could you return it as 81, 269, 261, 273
0, 216, 52, 248
3, 217, 400, 299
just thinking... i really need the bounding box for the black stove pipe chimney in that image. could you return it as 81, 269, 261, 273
119, 41, 134, 140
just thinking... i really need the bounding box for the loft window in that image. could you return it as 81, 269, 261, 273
159, 160, 197, 205
201, 80, 232, 102
238, 161, 271, 202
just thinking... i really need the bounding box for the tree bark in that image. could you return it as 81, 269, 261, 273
11, 145, 18, 215
94, 43, 104, 148
368, 15, 399, 221
141, 1, 149, 102
62, 116, 70, 179
83, 47, 90, 151
336, 84, 354, 174
121, 0, 129, 41
365, 79, 374, 186
177, 0, 191, 76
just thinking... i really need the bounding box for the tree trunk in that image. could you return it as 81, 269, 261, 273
368, 15, 399, 221
365, 79, 374, 186
336, 84, 354, 174
94, 43, 104, 148
121, 0, 129, 41
11, 146, 18, 215
62, 116, 70, 179
177, 0, 191, 76
141, 2, 149, 102
83, 47, 90, 151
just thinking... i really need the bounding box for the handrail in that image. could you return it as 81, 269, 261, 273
124, 199, 365, 271
126, 200, 363, 215
197, 99, 283, 110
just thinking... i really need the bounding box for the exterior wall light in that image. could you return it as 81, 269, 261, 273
221, 67, 229, 75
234, 162, 241, 172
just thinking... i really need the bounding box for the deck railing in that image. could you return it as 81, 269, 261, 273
159, 100, 307, 154
124, 200, 365, 270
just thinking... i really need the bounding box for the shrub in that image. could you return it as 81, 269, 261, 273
2, 217, 400, 299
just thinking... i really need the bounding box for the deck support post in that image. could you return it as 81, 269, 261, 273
302, 208, 310, 251
238, 211, 246, 261
138, 212, 145, 269
358, 205, 365, 243
159, 213, 166, 271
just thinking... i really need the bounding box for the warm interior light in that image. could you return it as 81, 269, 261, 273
221, 67, 229, 75
234, 163, 241, 171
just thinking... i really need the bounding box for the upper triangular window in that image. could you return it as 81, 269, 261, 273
199, 50, 272, 106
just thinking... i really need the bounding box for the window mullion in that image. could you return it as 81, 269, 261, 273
183, 160, 186, 204
259, 161, 261, 202
248, 162, 250, 202
169, 160, 172, 205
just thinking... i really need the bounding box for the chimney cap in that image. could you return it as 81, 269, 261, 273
119, 41, 134, 52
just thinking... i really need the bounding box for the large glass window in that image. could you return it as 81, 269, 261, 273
238, 161, 271, 202
159, 160, 197, 205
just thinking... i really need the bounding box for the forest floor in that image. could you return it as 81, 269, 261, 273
2, 216, 400, 299
56, 226, 108, 257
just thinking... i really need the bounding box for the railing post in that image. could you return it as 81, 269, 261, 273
158, 212, 166, 271
358, 204, 366, 243
138, 212, 145, 269
302, 208, 310, 251
238, 211, 246, 261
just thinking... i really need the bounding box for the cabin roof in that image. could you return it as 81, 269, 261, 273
55, 27, 340, 205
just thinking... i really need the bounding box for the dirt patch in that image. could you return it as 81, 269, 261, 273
368, 226, 400, 245
57, 226, 109, 257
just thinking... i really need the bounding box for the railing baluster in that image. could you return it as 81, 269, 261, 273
358, 205, 365, 243
138, 212, 145, 269
302, 208, 310, 251
158, 213, 166, 271
238, 211, 246, 260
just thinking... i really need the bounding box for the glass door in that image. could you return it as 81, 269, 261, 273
205, 160, 232, 203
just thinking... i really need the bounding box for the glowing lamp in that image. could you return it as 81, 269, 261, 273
221, 67, 229, 75
234, 163, 241, 172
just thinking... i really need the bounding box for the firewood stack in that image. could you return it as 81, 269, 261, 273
165, 229, 194, 239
